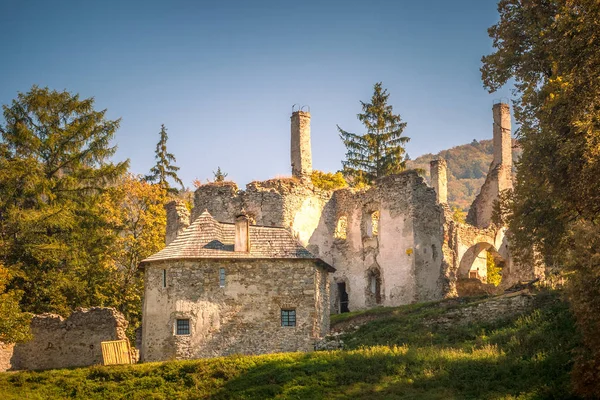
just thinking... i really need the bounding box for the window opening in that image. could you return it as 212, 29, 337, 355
334, 216, 348, 240
162, 269, 167, 288
281, 309, 296, 327
176, 319, 190, 335
219, 268, 226, 288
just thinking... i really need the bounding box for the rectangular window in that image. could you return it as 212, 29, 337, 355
281, 309, 296, 327
162, 269, 167, 288
176, 319, 190, 335
219, 268, 226, 288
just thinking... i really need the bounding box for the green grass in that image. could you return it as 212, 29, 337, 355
0, 291, 581, 399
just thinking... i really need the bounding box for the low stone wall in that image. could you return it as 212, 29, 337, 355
0, 342, 14, 372
432, 292, 534, 326
3, 307, 129, 371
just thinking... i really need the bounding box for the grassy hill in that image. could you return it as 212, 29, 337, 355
407, 139, 521, 211
0, 291, 580, 399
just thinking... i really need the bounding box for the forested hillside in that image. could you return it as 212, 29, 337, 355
407, 139, 521, 211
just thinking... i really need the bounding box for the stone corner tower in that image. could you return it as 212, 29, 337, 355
165, 200, 190, 245
291, 110, 312, 179
492, 102, 513, 172
467, 102, 514, 228
430, 159, 448, 204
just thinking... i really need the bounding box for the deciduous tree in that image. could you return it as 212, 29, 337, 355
482, 1, 600, 395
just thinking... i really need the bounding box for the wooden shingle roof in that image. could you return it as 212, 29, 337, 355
140, 210, 333, 271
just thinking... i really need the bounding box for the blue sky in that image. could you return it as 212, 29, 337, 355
0, 0, 511, 187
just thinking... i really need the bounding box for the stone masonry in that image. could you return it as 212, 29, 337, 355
2, 307, 129, 371
166, 102, 540, 319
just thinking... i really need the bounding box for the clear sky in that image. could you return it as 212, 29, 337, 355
0, 0, 511, 187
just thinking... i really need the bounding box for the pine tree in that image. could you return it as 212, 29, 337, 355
212, 166, 228, 182
0, 85, 129, 315
146, 124, 184, 194
338, 82, 409, 185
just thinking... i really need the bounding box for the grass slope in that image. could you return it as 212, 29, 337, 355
0, 291, 580, 399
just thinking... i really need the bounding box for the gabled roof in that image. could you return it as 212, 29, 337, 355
140, 210, 334, 271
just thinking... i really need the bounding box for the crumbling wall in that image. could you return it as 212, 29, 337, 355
0, 342, 14, 372
9, 308, 129, 371
141, 259, 329, 362
191, 172, 447, 314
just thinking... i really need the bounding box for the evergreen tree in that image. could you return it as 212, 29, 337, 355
212, 166, 228, 182
338, 82, 409, 185
146, 124, 184, 194
0, 86, 128, 315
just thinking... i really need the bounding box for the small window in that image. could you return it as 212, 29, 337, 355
219, 268, 226, 288
371, 211, 379, 237
281, 309, 296, 327
365, 210, 380, 238
176, 319, 190, 335
162, 269, 167, 288
334, 216, 348, 240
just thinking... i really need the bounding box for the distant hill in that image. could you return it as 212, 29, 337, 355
407, 139, 521, 211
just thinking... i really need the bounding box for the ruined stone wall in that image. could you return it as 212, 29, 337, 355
165, 200, 191, 246
141, 259, 330, 362
315, 172, 446, 311
191, 172, 448, 314
8, 308, 128, 371
431, 292, 534, 326
0, 342, 14, 372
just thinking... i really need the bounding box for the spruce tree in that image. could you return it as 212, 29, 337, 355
0, 85, 129, 315
338, 82, 409, 185
146, 124, 184, 194
212, 166, 228, 182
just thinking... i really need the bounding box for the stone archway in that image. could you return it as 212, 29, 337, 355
458, 242, 506, 283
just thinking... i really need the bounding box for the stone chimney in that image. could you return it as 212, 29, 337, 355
291, 110, 312, 179
165, 200, 190, 245
234, 211, 250, 252
430, 159, 448, 204
492, 102, 512, 169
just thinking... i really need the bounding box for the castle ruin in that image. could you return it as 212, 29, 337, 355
167, 104, 540, 314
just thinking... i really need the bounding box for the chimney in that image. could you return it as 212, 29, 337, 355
165, 200, 190, 245
492, 102, 512, 169
234, 211, 250, 252
430, 159, 448, 204
290, 109, 312, 179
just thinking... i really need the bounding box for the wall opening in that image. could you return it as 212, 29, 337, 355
337, 282, 350, 313
458, 242, 506, 286
334, 216, 348, 240
365, 210, 380, 238
365, 267, 382, 306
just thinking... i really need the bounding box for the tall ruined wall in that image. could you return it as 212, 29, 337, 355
317, 172, 446, 311
142, 259, 329, 361
8, 308, 129, 371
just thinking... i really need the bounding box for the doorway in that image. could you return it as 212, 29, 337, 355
337, 282, 349, 313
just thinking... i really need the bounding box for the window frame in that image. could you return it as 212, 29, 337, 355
219, 268, 226, 288
281, 309, 296, 327
175, 318, 190, 336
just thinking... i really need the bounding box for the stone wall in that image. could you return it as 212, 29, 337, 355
141, 259, 330, 362
432, 292, 534, 326
0, 342, 14, 372
6, 308, 129, 371
191, 171, 448, 314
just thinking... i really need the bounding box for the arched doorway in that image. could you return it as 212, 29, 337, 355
458, 242, 506, 285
